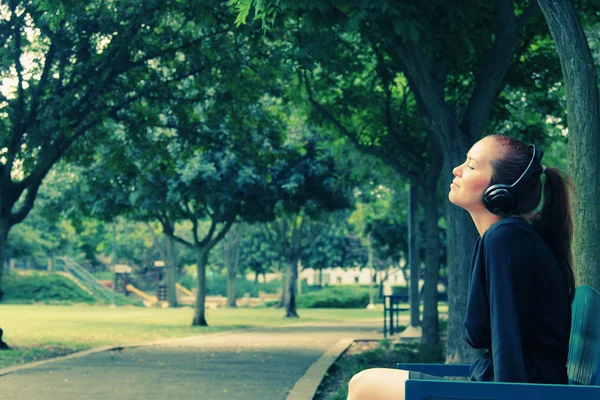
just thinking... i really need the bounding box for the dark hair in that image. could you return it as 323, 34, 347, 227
487, 134, 575, 300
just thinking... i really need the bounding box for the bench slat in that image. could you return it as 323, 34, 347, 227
405, 379, 600, 400
396, 363, 471, 377
568, 285, 600, 385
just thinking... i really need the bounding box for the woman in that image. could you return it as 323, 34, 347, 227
347, 135, 574, 400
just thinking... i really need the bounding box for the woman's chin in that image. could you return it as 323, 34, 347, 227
448, 191, 456, 204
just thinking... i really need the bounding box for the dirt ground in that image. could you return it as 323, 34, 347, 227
314, 339, 413, 400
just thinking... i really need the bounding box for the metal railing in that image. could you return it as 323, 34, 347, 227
54, 257, 116, 302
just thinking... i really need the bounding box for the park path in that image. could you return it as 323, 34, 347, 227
0, 318, 396, 400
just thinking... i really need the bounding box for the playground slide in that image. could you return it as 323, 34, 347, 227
125, 284, 158, 303
176, 283, 194, 297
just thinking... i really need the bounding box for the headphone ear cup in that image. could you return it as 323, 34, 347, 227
483, 186, 516, 216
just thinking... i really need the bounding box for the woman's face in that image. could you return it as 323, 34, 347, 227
448, 137, 497, 213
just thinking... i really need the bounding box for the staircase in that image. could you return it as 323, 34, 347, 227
54, 257, 122, 303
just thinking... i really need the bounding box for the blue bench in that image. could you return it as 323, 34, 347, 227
383, 295, 410, 337
397, 285, 600, 399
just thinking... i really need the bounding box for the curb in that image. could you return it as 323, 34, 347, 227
0, 345, 119, 378
286, 337, 355, 400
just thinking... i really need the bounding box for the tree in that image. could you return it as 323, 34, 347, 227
301, 212, 368, 286
238, 224, 283, 283
263, 139, 353, 318
536, 0, 600, 291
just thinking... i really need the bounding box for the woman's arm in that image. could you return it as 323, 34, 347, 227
484, 224, 534, 382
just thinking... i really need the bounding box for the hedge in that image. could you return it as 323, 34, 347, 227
296, 285, 371, 308
2, 273, 96, 304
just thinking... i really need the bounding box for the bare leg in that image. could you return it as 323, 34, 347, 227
347, 368, 409, 400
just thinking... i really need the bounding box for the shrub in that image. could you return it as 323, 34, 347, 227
178, 274, 284, 298
391, 285, 409, 296
2, 273, 96, 304
296, 285, 370, 308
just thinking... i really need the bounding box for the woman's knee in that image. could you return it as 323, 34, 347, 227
348, 368, 370, 394
347, 368, 408, 400
348, 368, 374, 399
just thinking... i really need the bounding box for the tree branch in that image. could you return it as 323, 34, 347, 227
299, 220, 326, 251
11, 180, 42, 224
170, 233, 195, 250
199, 216, 218, 247
5, 1, 26, 176
25, 41, 57, 128
191, 216, 200, 246
460, 0, 526, 142
145, 222, 168, 261
302, 70, 420, 182
207, 215, 235, 250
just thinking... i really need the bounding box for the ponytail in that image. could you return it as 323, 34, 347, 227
531, 167, 576, 301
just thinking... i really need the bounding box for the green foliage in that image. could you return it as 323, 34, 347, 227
2, 274, 95, 304
229, 0, 284, 28
302, 211, 368, 270
391, 285, 409, 296
296, 285, 370, 308
417, 343, 445, 363
314, 340, 447, 400
180, 274, 283, 298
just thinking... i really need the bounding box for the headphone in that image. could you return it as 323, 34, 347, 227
482, 144, 543, 216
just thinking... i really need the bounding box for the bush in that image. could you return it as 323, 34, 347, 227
178, 274, 284, 298
296, 285, 370, 308
391, 285, 409, 296
2, 273, 96, 304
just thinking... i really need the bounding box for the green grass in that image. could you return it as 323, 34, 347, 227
314, 339, 446, 400
0, 304, 388, 369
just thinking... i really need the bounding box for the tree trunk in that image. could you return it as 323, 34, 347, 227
420, 182, 440, 345
192, 249, 209, 326
537, 0, 600, 292
367, 234, 375, 307
0, 219, 11, 350
224, 225, 243, 308
165, 234, 179, 308
443, 152, 482, 363
297, 259, 303, 295
285, 255, 299, 318
279, 265, 287, 308
226, 264, 237, 308
0, 219, 10, 301
408, 184, 421, 328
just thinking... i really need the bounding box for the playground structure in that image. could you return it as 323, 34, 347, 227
54, 257, 120, 303
52, 256, 281, 308
54, 257, 163, 307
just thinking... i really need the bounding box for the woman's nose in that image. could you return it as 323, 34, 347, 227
453, 165, 461, 177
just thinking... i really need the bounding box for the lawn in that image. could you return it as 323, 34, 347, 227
0, 304, 387, 369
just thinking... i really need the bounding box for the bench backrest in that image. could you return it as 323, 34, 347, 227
567, 285, 600, 385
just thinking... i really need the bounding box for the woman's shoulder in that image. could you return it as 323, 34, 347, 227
483, 217, 534, 244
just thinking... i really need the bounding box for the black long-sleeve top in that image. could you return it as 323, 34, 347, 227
464, 217, 571, 383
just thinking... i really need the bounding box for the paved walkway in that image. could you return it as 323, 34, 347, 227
0, 318, 392, 400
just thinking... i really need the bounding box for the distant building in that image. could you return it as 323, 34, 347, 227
247, 266, 411, 294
